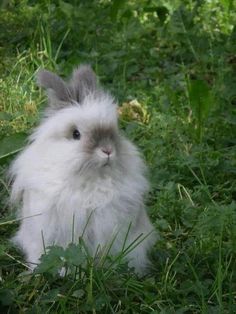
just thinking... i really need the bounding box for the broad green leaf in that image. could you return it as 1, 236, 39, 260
0, 244, 5, 256
59, 0, 74, 18
41, 289, 60, 302
0, 133, 27, 162
189, 80, 214, 119
188, 79, 215, 141
110, 0, 126, 20
220, 0, 232, 9
0, 112, 13, 121
72, 289, 84, 298
64, 243, 86, 267
35, 246, 65, 275
0, 289, 14, 306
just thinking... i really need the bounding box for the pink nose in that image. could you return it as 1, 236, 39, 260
102, 148, 112, 156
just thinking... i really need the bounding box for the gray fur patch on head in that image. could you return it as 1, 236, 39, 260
85, 126, 121, 153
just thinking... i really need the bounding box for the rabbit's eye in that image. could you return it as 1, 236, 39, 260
72, 129, 81, 140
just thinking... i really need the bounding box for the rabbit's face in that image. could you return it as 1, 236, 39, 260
33, 96, 122, 178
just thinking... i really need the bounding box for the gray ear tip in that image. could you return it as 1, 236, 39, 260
76, 64, 93, 72
72, 64, 96, 78
36, 69, 50, 87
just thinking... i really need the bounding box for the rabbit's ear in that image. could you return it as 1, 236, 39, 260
37, 70, 72, 108
70, 65, 98, 103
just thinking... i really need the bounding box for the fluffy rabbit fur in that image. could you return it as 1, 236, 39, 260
10, 65, 156, 274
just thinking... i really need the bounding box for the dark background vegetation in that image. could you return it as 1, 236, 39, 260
0, 0, 236, 313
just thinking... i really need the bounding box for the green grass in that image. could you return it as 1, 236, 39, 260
0, 0, 236, 313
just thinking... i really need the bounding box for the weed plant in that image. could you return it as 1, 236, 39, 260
0, 0, 236, 313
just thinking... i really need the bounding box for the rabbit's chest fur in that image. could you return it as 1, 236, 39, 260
38, 173, 138, 251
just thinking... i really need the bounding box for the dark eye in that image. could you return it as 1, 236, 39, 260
72, 129, 81, 140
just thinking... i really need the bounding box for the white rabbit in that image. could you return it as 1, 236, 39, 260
10, 65, 156, 274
